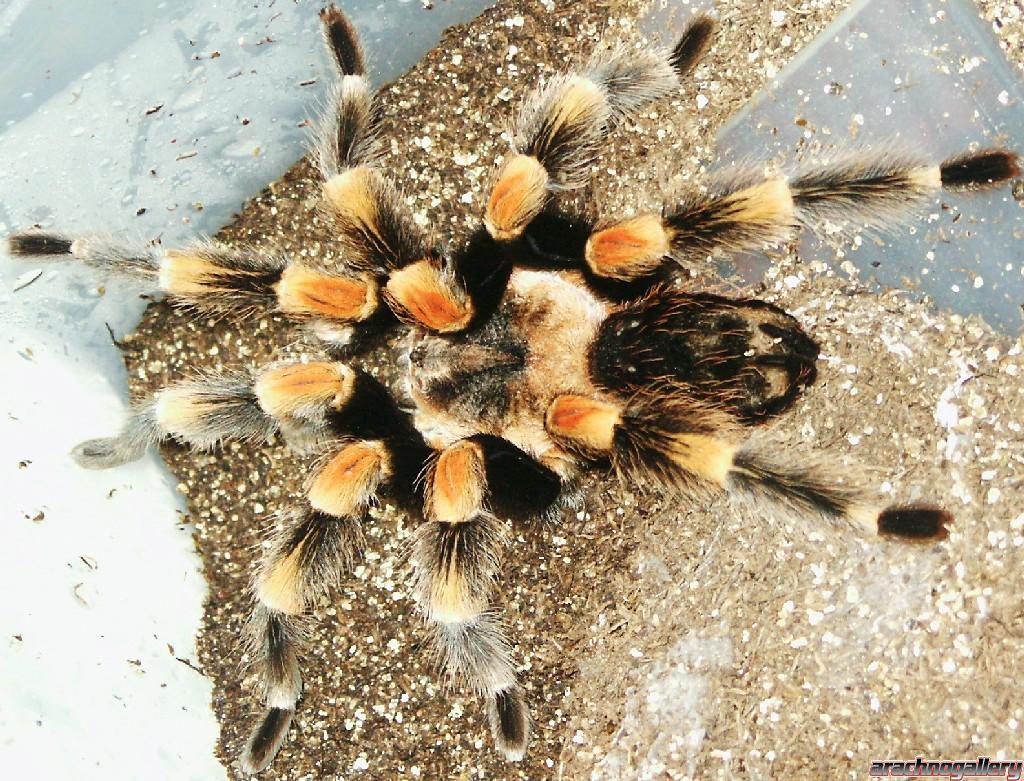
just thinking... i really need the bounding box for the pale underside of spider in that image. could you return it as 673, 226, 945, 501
7, 4, 1021, 775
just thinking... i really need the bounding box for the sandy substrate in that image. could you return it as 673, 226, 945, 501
119, 1, 1024, 778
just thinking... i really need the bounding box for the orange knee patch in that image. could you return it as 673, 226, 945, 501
384, 260, 473, 333
431, 441, 486, 523
485, 154, 548, 241
255, 362, 354, 419
276, 265, 377, 321
585, 215, 672, 280
307, 442, 389, 517
545, 395, 621, 452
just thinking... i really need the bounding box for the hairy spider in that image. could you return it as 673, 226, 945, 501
7, 4, 1020, 775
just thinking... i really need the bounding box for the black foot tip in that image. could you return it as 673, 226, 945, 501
940, 149, 1021, 190
877, 505, 952, 542
8, 232, 73, 257
669, 14, 716, 77
240, 707, 294, 776
319, 4, 365, 76
488, 687, 530, 762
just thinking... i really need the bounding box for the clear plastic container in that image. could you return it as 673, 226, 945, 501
714, 0, 1023, 332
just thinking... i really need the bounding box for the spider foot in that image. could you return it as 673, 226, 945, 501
488, 686, 530, 762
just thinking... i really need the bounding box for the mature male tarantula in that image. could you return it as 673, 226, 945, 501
8, 4, 1020, 775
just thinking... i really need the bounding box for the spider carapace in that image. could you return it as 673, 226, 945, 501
7, 5, 1019, 774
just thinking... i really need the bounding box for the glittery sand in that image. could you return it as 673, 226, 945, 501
120, 1, 1024, 778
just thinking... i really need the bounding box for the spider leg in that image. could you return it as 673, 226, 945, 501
5, 8, 391, 342
237, 361, 429, 773
455, 14, 713, 309
5, 5, 480, 341
411, 436, 562, 759
305, 5, 521, 337
581, 147, 1021, 283
483, 14, 715, 243
545, 392, 951, 542
12, 1, 397, 336
70, 359, 420, 467
70, 367, 280, 469
5, 235, 382, 335
588, 286, 820, 424
240, 430, 428, 774
66, 352, 434, 774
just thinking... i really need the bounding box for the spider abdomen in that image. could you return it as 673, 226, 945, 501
589, 289, 820, 423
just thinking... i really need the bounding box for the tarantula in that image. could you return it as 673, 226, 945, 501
7, 4, 1020, 775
